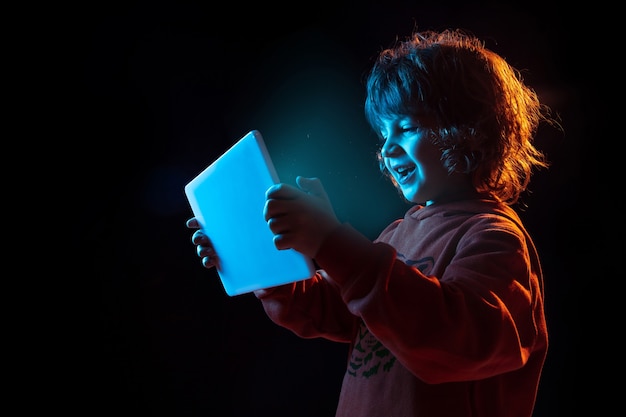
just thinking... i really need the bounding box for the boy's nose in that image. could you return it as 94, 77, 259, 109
381, 140, 403, 158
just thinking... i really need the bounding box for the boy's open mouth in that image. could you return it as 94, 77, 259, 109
393, 164, 416, 183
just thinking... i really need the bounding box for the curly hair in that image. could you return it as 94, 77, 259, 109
364, 29, 557, 205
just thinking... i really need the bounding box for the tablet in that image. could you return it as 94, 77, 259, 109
184, 130, 316, 296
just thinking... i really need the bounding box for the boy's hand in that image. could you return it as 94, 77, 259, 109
264, 176, 340, 259
186, 217, 219, 269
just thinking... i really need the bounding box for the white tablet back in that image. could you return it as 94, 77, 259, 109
184, 130, 316, 296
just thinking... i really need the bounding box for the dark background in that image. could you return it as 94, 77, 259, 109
79, 1, 589, 416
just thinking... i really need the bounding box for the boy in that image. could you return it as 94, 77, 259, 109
187, 29, 558, 417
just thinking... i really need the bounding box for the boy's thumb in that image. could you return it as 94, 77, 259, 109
296, 176, 325, 197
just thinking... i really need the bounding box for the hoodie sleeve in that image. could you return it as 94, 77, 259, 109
254, 268, 359, 343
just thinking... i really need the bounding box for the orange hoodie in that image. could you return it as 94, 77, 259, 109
255, 198, 548, 417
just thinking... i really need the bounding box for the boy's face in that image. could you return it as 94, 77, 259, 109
379, 115, 474, 206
